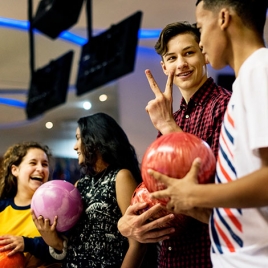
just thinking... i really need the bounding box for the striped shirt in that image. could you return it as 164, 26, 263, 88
210, 48, 268, 267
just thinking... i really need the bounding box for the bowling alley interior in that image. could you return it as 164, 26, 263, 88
0, 0, 267, 172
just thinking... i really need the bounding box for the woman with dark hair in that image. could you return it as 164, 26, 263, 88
37, 113, 147, 267
76, 112, 142, 184
0, 141, 62, 267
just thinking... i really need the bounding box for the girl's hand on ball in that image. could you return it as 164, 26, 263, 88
32, 209, 58, 232
0, 235, 24, 256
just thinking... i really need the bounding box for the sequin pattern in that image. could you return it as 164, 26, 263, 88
63, 168, 128, 268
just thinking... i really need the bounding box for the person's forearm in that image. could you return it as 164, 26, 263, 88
51, 237, 65, 252
23, 237, 61, 262
190, 167, 268, 208
40, 232, 65, 252
121, 241, 147, 268
183, 207, 211, 223
158, 121, 182, 135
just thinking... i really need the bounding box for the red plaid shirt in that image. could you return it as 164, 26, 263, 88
158, 77, 231, 268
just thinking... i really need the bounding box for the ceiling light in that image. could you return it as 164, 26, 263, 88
45, 122, 53, 129
83, 101, 92, 110
99, 94, 107, 102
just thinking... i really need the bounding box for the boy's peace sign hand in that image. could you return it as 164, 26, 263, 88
145, 69, 181, 134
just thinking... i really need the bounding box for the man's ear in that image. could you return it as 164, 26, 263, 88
219, 8, 231, 30
161, 61, 168, 76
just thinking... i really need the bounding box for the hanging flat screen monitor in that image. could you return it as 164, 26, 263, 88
33, 0, 84, 39
26, 50, 74, 119
76, 11, 142, 96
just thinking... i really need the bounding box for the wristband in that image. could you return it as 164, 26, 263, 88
49, 237, 68, 260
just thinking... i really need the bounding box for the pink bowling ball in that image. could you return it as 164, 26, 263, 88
31, 180, 83, 232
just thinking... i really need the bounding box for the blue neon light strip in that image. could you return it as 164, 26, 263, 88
0, 17, 29, 30
58, 31, 87, 45
0, 17, 161, 45
0, 98, 26, 108
0, 17, 88, 45
139, 29, 161, 39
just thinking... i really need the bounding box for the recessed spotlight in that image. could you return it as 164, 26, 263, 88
99, 94, 107, 102
83, 101, 92, 110
45, 122, 53, 129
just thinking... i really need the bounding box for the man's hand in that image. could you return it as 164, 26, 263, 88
118, 202, 175, 243
149, 158, 201, 213
0, 235, 24, 256
145, 69, 180, 134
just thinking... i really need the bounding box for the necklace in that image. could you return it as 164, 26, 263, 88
91, 167, 108, 188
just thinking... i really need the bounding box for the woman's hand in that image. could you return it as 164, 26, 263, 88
0, 235, 24, 256
31, 210, 63, 251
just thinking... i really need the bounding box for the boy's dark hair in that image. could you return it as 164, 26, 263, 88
154, 21, 200, 57
196, 0, 268, 35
